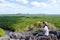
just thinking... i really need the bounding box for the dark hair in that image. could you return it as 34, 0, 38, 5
43, 21, 48, 26
43, 21, 45, 24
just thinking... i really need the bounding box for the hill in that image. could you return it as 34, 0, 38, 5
0, 14, 60, 31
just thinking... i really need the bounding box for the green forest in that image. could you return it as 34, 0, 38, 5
0, 14, 60, 31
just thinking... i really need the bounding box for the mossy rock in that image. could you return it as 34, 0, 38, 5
0, 28, 5, 37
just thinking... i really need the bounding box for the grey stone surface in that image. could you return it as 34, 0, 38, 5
0, 30, 60, 40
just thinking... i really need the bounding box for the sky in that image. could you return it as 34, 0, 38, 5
0, 0, 60, 14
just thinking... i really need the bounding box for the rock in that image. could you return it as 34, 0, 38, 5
9, 32, 22, 39
56, 30, 60, 39
0, 35, 10, 40
0, 30, 60, 40
37, 36, 51, 40
10, 39, 20, 40
49, 34, 58, 40
49, 30, 60, 39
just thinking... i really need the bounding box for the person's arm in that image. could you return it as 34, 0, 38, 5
39, 28, 44, 30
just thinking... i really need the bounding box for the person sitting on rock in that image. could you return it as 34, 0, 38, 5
42, 21, 49, 36
34, 21, 49, 36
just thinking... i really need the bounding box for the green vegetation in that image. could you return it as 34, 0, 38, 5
0, 14, 60, 31
0, 28, 4, 37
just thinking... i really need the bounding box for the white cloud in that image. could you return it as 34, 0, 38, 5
48, 0, 60, 4
48, 0, 57, 3
0, 1, 21, 14
0, 0, 5, 2
16, 0, 29, 4
40, 2, 48, 7
30, 0, 60, 8
0, 2, 19, 9
30, 1, 48, 7
0, 1, 32, 14
47, 0, 60, 8
30, 1, 40, 7
0, 0, 60, 14
0, 0, 5, 3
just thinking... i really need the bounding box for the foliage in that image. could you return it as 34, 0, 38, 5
0, 14, 60, 31
0, 28, 4, 37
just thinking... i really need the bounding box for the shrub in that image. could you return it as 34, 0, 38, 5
0, 28, 4, 37
25, 21, 57, 31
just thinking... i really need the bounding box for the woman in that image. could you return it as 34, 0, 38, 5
42, 21, 49, 36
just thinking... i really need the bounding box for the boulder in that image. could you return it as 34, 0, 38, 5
49, 30, 60, 39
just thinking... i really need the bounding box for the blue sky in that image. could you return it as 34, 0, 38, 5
0, 0, 60, 14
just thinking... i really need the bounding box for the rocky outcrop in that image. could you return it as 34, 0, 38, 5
0, 30, 60, 40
